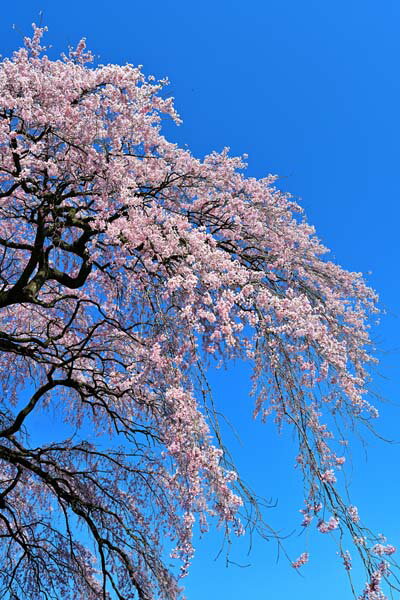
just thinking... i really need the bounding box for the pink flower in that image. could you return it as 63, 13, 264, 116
292, 552, 309, 569
371, 543, 396, 556
321, 469, 337, 483
318, 516, 339, 533
348, 505, 360, 523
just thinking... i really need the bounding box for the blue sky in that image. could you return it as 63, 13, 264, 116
1, 1, 400, 598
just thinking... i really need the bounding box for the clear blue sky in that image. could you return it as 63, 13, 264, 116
2, 2, 400, 598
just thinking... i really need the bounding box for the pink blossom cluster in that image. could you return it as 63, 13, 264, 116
359, 562, 390, 600
317, 516, 339, 534
299, 501, 322, 527
348, 505, 360, 523
320, 469, 337, 483
341, 550, 352, 571
292, 552, 309, 569
371, 544, 396, 557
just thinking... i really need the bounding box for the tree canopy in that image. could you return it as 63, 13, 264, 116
0, 25, 395, 599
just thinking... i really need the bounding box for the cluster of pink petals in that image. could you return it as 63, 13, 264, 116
359, 562, 390, 600
321, 469, 337, 483
292, 552, 309, 569
341, 550, 352, 571
348, 505, 360, 523
371, 544, 396, 557
317, 516, 339, 534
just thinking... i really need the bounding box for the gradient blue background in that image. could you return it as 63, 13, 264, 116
1, 2, 400, 598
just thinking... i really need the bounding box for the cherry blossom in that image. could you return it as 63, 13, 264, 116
0, 25, 396, 600
292, 552, 309, 569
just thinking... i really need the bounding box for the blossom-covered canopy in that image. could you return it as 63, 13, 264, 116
0, 26, 393, 600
